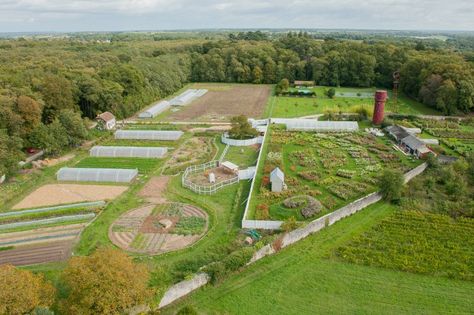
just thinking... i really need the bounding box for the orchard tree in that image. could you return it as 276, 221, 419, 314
379, 169, 404, 203
0, 264, 55, 315
59, 248, 153, 315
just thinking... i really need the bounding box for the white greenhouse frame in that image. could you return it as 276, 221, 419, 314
170, 89, 207, 106
57, 167, 138, 183
138, 100, 171, 118
285, 120, 359, 132
90, 146, 167, 158
115, 130, 183, 141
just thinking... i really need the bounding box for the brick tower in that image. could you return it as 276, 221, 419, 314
372, 90, 387, 125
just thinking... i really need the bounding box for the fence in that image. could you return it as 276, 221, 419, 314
182, 160, 239, 195
221, 134, 264, 147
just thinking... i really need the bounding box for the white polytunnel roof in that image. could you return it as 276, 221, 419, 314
285, 120, 359, 132
170, 89, 207, 106
90, 146, 167, 158
57, 167, 138, 183
115, 130, 183, 141
138, 100, 171, 118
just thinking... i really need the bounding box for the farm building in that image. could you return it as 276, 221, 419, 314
221, 161, 239, 173
90, 146, 167, 158
57, 167, 138, 183
385, 125, 431, 158
96, 112, 116, 130
285, 120, 359, 132
270, 167, 285, 192
169, 89, 207, 106
400, 135, 431, 158
115, 130, 183, 141
294, 80, 315, 87
138, 100, 171, 118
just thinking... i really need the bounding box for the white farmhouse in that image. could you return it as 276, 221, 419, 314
96, 112, 116, 130
270, 167, 285, 192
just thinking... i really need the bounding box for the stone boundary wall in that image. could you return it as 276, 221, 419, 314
159, 273, 210, 308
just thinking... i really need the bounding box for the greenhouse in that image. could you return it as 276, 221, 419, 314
57, 167, 138, 183
285, 120, 359, 132
170, 89, 207, 106
90, 146, 168, 158
115, 130, 183, 141
138, 100, 171, 118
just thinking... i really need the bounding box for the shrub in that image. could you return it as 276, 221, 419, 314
326, 88, 336, 98
281, 216, 299, 232
177, 305, 198, 315
256, 203, 269, 220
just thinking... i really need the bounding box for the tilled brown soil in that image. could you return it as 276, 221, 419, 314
167, 85, 271, 121
0, 241, 73, 266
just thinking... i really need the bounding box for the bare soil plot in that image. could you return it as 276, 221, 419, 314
109, 203, 208, 255
167, 85, 271, 121
187, 166, 237, 186
13, 184, 128, 210
0, 240, 73, 266
138, 176, 170, 203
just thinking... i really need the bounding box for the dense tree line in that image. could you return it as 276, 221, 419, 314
190, 33, 474, 114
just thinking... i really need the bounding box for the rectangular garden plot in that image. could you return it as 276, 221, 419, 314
248, 128, 420, 221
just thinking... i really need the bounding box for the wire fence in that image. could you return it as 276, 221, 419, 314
182, 160, 239, 195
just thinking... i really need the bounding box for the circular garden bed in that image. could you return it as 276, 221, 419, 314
109, 203, 208, 255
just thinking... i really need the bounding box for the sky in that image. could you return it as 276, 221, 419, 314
0, 0, 473, 33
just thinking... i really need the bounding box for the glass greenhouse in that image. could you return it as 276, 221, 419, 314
57, 167, 138, 183
90, 146, 167, 158
285, 120, 359, 132
138, 100, 170, 118
114, 130, 183, 141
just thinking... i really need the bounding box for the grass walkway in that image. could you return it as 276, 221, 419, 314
163, 202, 474, 314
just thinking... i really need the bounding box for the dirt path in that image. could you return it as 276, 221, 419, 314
138, 176, 170, 203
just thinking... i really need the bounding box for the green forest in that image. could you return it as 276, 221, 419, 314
1, 32, 474, 176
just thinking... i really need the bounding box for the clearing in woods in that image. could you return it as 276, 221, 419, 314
166, 84, 271, 122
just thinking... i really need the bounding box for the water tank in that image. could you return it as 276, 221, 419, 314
373, 90, 387, 125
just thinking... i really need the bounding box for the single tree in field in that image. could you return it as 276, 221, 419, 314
0, 264, 55, 315
228, 115, 259, 140
379, 169, 404, 203
59, 248, 153, 315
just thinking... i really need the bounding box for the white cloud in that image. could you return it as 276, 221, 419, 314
0, 0, 472, 32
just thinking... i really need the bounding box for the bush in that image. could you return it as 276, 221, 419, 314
177, 305, 198, 315
256, 203, 269, 220
326, 88, 336, 98
281, 216, 299, 232
379, 169, 404, 203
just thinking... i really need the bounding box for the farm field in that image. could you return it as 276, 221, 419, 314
163, 202, 474, 315
335, 210, 474, 281
11, 184, 128, 210
268, 86, 440, 118
164, 84, 272, 122
75, 157, 162, 174
249, 126, 419, 221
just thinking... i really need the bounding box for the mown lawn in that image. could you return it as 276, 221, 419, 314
163, 202, 474, 315
269, 86, 440, 118
75, 157, 162, 174
223, 145, 259, 168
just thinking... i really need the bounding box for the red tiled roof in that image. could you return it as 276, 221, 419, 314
96, 111, 115, 122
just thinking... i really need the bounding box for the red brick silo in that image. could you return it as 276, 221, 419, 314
372, 90, 387, 125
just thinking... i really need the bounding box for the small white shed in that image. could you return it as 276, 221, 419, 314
270, 167, 285, 192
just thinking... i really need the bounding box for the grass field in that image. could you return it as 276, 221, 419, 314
75, 157, 162, 174
223, 145, 259, 168
268, 86, 440, 118
163, 202, 474, 314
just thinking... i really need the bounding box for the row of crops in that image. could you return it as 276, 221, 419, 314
335, 210, 474, 281
0, 202, 104, 234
